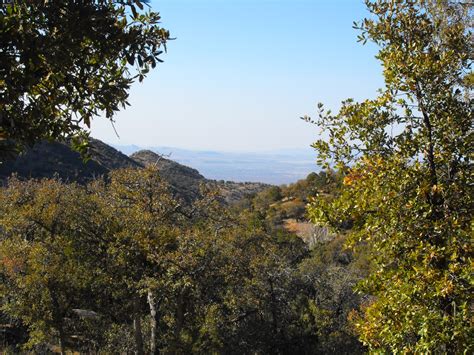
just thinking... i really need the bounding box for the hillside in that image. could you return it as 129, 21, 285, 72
0, 138, 139, 184
0, 140, 269, 204
130, 149, 205, 201
130, 149, 270, 203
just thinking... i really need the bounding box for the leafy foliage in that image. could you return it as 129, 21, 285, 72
0, 1, 169, 157
306, 0, 473, 352
0, 168, 365, 353
0, 178, 108, 352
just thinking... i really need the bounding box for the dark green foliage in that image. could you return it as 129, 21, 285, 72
307, 0, 473, 352
298, 235, 369, 354
0, 1, 169, 157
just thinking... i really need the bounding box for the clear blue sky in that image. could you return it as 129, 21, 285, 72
91, 0, 384, 152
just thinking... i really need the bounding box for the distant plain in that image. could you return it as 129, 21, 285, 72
112, 144, 317, 185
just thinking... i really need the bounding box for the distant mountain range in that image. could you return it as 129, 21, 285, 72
111, 144, 318, 185
0, 138, 269, 204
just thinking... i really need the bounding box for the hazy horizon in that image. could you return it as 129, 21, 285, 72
110, 141, 318, 185
91, 0, 384, 152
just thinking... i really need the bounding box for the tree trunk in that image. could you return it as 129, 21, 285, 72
49, 289, 66, 355
133, 297, 145, 355
58, 325, 66, 355
415, 84, 437, 187
147, 290, 158, 355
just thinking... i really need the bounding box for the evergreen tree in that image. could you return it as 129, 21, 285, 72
306, 1, 473, 352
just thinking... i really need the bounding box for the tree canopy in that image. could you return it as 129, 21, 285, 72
0, 169, 366, 353
0, 1, 169, 157
306, 0, 473, 352
1, 0, 472, 353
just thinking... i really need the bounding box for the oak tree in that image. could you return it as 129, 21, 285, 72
306, 0, 473, 352
0, 178, 107, 353
0, 1, 169, 157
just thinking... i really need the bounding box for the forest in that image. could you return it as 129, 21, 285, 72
0, 167, 368, 354
0, 0, 472, 354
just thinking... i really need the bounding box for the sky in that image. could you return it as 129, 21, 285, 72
91, 0, 385, 153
